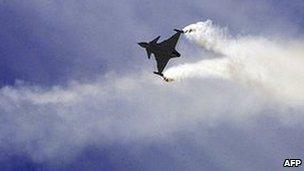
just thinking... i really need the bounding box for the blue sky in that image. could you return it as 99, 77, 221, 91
1, 0, 303, 86
0, 0, 304, 171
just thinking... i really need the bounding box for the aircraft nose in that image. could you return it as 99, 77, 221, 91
138, 42, 144, 47
138, 42, 148, 48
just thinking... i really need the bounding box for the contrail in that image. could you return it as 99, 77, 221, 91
164, 20, 304, 103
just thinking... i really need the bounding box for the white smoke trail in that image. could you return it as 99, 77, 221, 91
164, 20, 304, 103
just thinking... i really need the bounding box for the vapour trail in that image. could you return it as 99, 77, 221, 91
164, 20, 304, 103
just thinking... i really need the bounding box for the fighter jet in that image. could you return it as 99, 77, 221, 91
138, 29, 184, 82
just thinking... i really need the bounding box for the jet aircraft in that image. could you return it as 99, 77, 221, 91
138, 29, 184, 82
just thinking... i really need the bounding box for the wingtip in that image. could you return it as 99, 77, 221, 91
164, 77, 174, 82
153, 71, 164, 77
174, 29, 184, 33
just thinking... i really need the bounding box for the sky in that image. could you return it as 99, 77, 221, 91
0, 0, 304, 170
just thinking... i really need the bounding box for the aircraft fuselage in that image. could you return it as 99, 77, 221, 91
148, 43, 180, 60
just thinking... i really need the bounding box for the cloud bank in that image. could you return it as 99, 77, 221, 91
0, 73, 267, 161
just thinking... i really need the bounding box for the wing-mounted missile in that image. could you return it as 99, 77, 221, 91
174, 29, 184, 33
